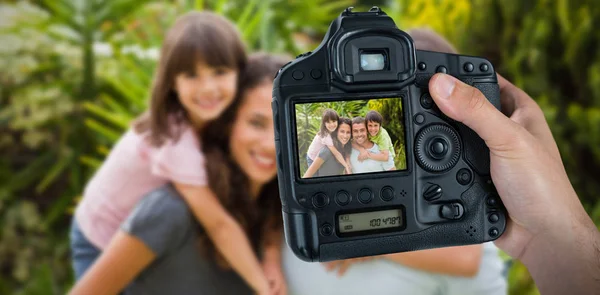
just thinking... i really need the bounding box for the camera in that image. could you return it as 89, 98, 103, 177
272, 7, 507, 262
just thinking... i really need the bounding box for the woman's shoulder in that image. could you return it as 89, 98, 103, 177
123, 185, 193, 233
121, 185, 196, 255
139, 185, 191, 218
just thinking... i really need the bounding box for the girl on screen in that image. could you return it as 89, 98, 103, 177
305, 109, 352, 174
303, 117, 353, 177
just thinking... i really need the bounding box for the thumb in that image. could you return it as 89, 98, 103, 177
428, 73, 522, 149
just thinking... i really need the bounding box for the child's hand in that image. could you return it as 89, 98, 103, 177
262, 259, 287, 295
344, 164, 352, 174
324, 256, 375, 276
358, 150, 369, 161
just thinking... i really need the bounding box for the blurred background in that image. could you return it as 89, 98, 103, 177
0, 0, 598, 294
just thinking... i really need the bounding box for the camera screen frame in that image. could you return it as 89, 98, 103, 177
291, 94, 412, 183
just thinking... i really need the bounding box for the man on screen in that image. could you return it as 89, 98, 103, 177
350, 117, 396, 174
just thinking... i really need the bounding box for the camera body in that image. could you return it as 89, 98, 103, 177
272, 7, 507, 262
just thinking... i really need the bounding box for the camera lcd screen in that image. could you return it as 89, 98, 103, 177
338, 209, 403, 233
295, 97, 407, 179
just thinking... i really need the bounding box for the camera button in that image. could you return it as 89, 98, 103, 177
440, 202, 464, 220
486, 194, 499, 207
312, 192, 329, 208
414, 113, 425, 125
380, 186, 394, 201
428, 138, 449, 159
292, 70, 305, 80
488, 227, 499, 238
358, 188, 373, 204
456, 168, 472, 185
488, 213, 499, 223
480, 63, 489, 72
335, 191, 351, 206
310, 69, 322, 80
320, 223, 333, 236
423, 183, 442, 202
420, 93, 434, 109
464, 62, 474, 72
418, 62, 427, 71
436, 66, 448, 74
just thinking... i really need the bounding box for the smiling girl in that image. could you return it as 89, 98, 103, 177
70, 12, 275, 294
303, 117, 353, 177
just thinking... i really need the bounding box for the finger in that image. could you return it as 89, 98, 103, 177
324, 262, 337, 271
429, 73, 524, 151
338, 260, 352, 276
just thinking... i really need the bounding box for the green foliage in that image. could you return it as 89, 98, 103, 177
2, 0, 600, 294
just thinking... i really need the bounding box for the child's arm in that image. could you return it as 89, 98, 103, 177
303, 157, 325, 178
367, 149, 389, 162
326, 244, 482, 277
175, 183, 270, 295
326, 145, 351, 173
383, 244, 483, 277
69, 231, 156, 295
262, 231, 286, 295
351, 142, 369, 162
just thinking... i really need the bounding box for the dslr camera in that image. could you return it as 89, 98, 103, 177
272, 7, 507, 262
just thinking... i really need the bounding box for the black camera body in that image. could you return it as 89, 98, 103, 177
272, 7, 507, 262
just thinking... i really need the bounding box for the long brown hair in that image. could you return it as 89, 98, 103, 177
133, 11, 247, 146
332, 117, 353, 158
200, 53, 290, 267
317, 109, 340, 137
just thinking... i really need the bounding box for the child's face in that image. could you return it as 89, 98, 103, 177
230, 82, 277, 186
367, 121, 380, 137
175, 62, 238, 127
325, 119, 338, 133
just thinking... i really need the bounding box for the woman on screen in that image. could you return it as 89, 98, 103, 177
303, 117, 352, 178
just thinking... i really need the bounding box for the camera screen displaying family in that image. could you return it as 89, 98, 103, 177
295, 97, 407, 179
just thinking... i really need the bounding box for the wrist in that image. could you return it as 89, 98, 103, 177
520, 210, 600, 294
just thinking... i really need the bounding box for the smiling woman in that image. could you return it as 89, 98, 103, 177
303, 117, 353, 178
68, 53, 291, 295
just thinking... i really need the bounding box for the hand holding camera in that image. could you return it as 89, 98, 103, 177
273, 6, 507, 261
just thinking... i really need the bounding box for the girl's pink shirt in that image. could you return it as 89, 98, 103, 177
75, 125, 207, 249
307, 133, 333, 161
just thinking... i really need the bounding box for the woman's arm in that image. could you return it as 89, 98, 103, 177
326, 145, 351, 173
174, 183, 270, 294
69, 231, 156, 295
383, 245, 483, 277
303, 157, 325, 178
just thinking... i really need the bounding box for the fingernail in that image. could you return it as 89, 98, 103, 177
434, 74, 456, 100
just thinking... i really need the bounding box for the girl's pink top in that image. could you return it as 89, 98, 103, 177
307, 133, 333, 161
75, 125, 207, 249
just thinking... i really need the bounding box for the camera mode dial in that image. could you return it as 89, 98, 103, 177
415, 124, 461, 172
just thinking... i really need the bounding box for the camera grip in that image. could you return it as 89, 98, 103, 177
283, 212, 316, 262
455, 82, 500, 176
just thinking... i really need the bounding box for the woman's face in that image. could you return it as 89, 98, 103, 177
175, 62, 238, 128
336, 123, 351, 145
230, 82, 277, 185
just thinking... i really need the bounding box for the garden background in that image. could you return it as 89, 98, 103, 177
1, 0, 599, 294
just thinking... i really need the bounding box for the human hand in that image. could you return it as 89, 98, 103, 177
262, 258, 287, 295
428, 73, 596, 262
345, 163, 352, 174
358, 150, 368, 161
324, 256, 375, 276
